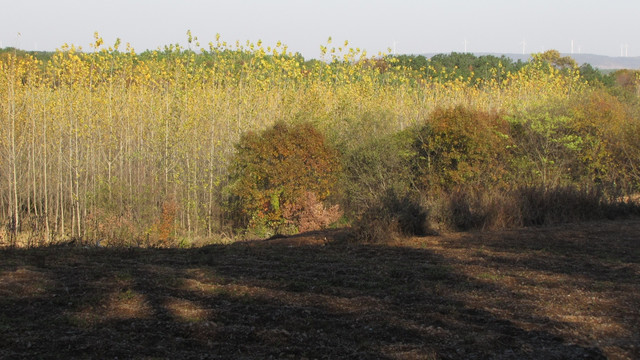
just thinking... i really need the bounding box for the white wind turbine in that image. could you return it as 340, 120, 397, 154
571, 40, 574, 54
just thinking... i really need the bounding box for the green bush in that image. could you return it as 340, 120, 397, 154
339, 131, 415, 218
505, 93, 635, 193
568, 90, 639, 193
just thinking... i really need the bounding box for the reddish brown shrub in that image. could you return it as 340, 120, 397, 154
229, 122, 340, 235
282, 192, 342, 233
156, 197, 178, 246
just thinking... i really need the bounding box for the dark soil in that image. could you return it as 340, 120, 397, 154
1, 219, 639, 359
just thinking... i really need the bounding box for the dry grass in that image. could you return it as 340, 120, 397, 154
1, 219, 639, 359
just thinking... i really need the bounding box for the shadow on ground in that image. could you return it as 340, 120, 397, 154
2, 219, 638, 359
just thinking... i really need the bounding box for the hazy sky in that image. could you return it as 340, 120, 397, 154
1, 0, 638, 58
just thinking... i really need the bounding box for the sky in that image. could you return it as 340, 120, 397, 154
1, 0, 638, 59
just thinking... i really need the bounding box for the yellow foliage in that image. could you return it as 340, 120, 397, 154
0, 36, 593, 243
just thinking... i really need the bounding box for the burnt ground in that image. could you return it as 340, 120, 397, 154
1, 218, 639, 359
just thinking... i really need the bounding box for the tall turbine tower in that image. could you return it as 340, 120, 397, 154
571, 40, 574, 54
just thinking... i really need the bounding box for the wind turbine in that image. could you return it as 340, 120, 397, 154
520, 39, 526, 55
571, 40, 574, 54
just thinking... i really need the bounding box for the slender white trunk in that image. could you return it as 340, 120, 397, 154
43, 98, 50, 243
9, 61, 19, 240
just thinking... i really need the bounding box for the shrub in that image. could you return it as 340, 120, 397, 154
229, 122, 340, 235
506, 103, 578, 188
506, 93, 635, 193
339, 131, 415, 218
353, 190, 430, 243
425, 186, 521, 231
282, 191, 343, 233
517, 185, 606, 226
413, 106, 510, 192
156, 197, 179, 246
568, 90, 638, 193
424, 184, 640, 232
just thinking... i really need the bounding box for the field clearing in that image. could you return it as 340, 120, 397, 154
1, 218, 639, 359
